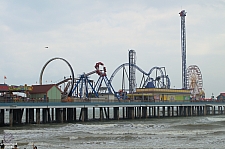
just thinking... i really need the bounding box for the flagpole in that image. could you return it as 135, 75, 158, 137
4, 76, 6, 84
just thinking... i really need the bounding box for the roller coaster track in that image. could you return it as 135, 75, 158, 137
56, 78, 72, 86
39, 57, 75, 97
109, 63, 170, 88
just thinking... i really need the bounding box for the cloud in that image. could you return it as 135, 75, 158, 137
0, 1, 225, 98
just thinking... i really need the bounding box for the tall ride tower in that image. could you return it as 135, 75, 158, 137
129, 49, 136, 93
179, 10, 187, 89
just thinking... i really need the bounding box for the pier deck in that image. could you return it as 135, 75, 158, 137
0, 101, 225, 127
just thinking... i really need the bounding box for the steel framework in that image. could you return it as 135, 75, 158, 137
71, 62, 119, 99
129, 50, 136, 93
109, 63, 171, 91
179, 10, 187, 89
186, 65, 203, 98
39, 57, 75, 97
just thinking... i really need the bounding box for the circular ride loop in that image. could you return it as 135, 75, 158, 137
186, 65, 204, 99
109, 63, 170, 93
71, 62, 118, 99
39, 57, 75, 97
143, 67, 170, 89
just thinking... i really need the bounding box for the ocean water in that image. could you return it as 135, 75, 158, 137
1, 115, 225, 149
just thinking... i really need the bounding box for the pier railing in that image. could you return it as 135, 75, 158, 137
0, 97, 223, 104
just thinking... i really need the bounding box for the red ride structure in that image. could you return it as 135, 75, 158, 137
95, 62, 107, 77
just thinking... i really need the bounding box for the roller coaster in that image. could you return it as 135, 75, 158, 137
70, 62, 118, 99
109, 63, 170, 90
39, 52, 171, 100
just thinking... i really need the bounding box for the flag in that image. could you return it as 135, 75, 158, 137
4, 76, 7, 79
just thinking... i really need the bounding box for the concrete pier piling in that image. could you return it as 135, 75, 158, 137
0, 102, 224, 127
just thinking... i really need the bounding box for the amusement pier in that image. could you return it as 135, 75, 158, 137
1, 10, 225, 127
1, 101, 225, 127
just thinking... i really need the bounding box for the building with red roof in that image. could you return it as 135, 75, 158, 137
29, 84, 62, 102
216, 93, 225, 101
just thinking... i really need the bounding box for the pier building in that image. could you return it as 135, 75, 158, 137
29, 84, 62, 102
127, 88, 191, 102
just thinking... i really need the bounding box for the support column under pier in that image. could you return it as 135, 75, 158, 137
36, 108, 40, 124
13, 109, 23, 124
51, 108, 54, 122
26, 108, 29, 123
73, 108, 76, 121
179, 106, 182, 116
167, 107, 171, 117
9, 109, 13, 127
223, 106, 225, 115
0, 109, 5, 126
113, 107, 119, 120
138, 107, 141, 119
93, 107, 95, 120
190, 106, 192, 116
42, 108, 47, 124
204, 105, 207, 116
134, 107, 137, 118
197, 106, 200, 116
184, 106, 187, 116
127, 107, 134, 119
67, 108, 74, 122
107, 107, 109, 119
99, 107, 103, 121
80, 108, 88, 122
157, 106, 160, 118
153, 106, 156, 117
123, 107, 125, 119
55, 108, 61, 123
60, 108, 64, 123
172, 106, 174, 117
142, 107, 147, 118
104, 108, 109, 119
29, 108, 34, 124
199, 106, 203, 115
63, 108, 66, 122
47, 108, 51, 123
149, 107, 151, 118
162, 106, 165, 117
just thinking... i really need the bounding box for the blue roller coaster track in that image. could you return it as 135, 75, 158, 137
109, 63, 171, 90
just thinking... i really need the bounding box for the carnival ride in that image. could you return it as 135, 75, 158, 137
39, 59, 119, 100
109, 63, 171, 93
39, 55, 207, 101
39, 57, 75, 98
70, 62, 118, 99
39, 56, 171, 101
107, 49, 171, 99
186, 65, 204, 99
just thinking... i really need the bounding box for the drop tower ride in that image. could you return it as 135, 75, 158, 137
179, 10, 187, 89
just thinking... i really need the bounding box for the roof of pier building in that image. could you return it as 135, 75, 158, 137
29, 84, 61, 94
0, 84, 9, 92
217, 93, 225, 100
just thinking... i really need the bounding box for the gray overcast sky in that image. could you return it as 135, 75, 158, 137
0, 0, 225, 98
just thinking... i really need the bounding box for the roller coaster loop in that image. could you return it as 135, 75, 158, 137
39, 57, 75, 97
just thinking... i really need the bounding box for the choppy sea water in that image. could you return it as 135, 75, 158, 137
1, 115, 225, 149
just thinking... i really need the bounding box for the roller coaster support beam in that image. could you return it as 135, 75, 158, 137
71, 74, 99, 98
